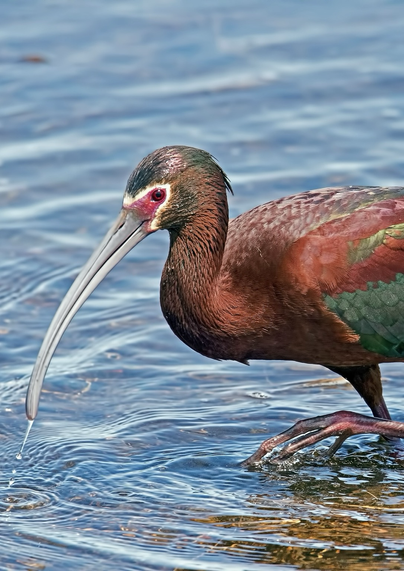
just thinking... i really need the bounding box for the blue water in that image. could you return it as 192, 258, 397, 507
2, 1, 404, 569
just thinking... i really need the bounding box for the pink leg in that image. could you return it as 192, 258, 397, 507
242, 410, 404, 465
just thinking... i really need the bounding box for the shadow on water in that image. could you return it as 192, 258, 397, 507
203, 451, 404, 569
2, 0, 404, 569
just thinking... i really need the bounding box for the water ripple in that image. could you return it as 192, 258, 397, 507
2, 0, 404, 569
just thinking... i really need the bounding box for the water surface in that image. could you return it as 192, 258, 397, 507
2, 1, 404, 569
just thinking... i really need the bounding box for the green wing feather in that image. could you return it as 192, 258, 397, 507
275, 186, 404, 358
324, 274, 404, 357
321, 211, 404, 357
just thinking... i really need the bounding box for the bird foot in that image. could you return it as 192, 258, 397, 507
242, 410, 404, 465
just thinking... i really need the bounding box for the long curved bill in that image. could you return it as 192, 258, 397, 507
25, 208, 150, 421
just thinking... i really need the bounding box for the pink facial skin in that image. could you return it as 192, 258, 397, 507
123, 187, 167, 231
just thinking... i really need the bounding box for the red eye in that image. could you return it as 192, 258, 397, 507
151, 188, 165, 202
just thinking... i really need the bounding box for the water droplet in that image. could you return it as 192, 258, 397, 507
17, 419, 34, 459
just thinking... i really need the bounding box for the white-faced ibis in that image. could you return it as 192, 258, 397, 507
25, 145, 404, 463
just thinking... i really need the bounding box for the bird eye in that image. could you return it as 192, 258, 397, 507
151, 188, 165, 201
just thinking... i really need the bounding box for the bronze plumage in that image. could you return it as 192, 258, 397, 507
26, 146, 404, 463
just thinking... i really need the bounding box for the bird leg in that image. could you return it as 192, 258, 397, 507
242, 410, 404, 465
329, 364, 403, 447
243, 364, 404, 465
329, 365, 389, 418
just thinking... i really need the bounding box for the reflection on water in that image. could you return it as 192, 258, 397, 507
2, 0, 404, 569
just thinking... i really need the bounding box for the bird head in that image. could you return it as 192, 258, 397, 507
122, 145, 231, 233
25, 146, 231, 421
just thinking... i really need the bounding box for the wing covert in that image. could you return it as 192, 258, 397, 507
283, 196, 404, 358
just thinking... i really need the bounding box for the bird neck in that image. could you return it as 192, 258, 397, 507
167, 198, 228, 294
160, 193, 229, 351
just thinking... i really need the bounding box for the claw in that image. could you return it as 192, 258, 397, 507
242, 410, 404, 466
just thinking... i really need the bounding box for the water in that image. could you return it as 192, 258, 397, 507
16, 419, 33, 459
2, 0, 404, 569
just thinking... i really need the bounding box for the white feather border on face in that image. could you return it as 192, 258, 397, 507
123, 183, 172, 230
